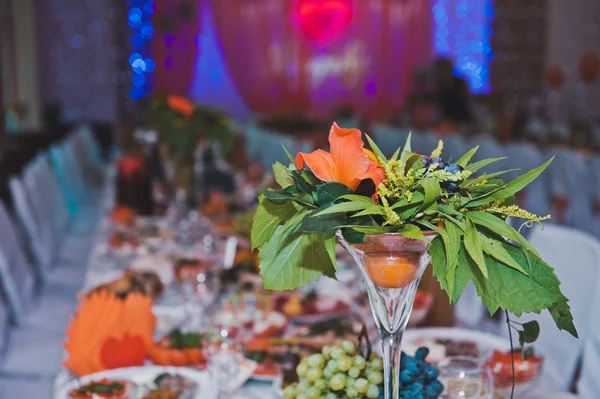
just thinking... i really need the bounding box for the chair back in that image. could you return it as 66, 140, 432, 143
0, 201, 37, 324
514, 224, 600, 390
8, 176, 53, 274
577, 271, 600, 397
49, 144, 79, 215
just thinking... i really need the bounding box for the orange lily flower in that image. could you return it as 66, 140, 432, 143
296, 123, 385, 191
167, 95, 195, 118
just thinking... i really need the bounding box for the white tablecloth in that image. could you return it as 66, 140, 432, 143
52, 172, 577, 399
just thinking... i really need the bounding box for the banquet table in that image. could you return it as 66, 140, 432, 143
52, 172, 577, 399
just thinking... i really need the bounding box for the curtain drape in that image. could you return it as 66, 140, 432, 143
153, 0, 202, 96
208, 0, 433, 118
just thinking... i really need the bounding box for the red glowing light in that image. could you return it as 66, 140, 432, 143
297, 0, 354, 43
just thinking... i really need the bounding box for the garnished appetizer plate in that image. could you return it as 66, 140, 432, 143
55, 366, 217, 399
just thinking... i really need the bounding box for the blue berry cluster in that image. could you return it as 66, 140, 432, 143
378, 347, 444, 399
421, 156, 465, 194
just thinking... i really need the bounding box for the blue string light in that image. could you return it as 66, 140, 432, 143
129, 0, 155, 100
432, 0, 494, 94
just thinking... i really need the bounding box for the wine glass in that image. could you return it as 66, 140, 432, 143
179, 267, 218, 329
438, 356, 495, 399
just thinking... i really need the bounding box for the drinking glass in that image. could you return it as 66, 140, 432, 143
438, 356, 494, 399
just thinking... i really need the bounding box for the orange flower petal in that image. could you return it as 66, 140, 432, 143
295, 149, 336, 182
329, 123, 370, 190
359, 161, 386, 188
363, 148, 378, 163
167, 95, 194, 117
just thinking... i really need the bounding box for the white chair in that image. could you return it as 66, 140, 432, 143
504, 224, 600, 391
577, 271, 600, 397
0, 202, 38, 324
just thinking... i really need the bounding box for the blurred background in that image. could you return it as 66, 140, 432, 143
0, 1, 599, 398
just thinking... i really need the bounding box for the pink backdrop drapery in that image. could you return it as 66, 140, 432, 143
153, 0, 201, 96
210, 0, 432, 118
154, 0, 433, 118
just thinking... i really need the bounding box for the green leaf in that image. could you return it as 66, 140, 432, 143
316, 182, 353, 205
260, 186, 302, 203
548, 301, 578, 338
365, 134, 387, 163
258, 213, 337, 291
429, 238, 474, 303
467, 157, 554, 207
464, 216, 488, 278
400, 132, 413, 162
471, 243, 568, 316
337, 225, 394, 234
398, 224, 427, 241
273, 162, 294, 188
418, 178, 442, 211
337, 194, 376, 204
342, 227, 364, 244
251, 197, 302, 250
466, 157, 507, 174
519, 321, 540, 345
404, 154, 423, 173
468, 210, 539, 254
324, 234, 337, 267
351, 205, 387, 218
314, 201, 371, 217
456, 146, 479, 167
391, 191, 424, 209
299, 208, 347, 234
462, 169, 519, 188
281, 144, 296, 164
478, 233, 529, 276
390, 147, 401, 162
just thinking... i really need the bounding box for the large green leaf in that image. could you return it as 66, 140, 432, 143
472, 243, 568, 316
418, 178, 442, 211
548, 301, 578, 338
299, 208, 347, 234
456, 146, 479, 167
316, 182, 353, 205
314, 201, 371, 217
251, 197, 302, 250
466, 157, 507, 174
478, 233, 528, 276
281, 144, 296, 164
259, 213, 337, 291
364, 134, 387, 163
429, 238, 474, 303
467, 157, 554, 207
273, 162, 294, 188
464, 216, 488, 278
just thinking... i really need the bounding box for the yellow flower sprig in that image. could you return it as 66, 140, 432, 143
486, 204, 551, 222
376, 159, 417, 203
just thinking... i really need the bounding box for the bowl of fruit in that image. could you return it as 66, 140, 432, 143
279, 339, 444, 399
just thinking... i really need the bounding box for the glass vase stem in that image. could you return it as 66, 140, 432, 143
381, 329, 403, 399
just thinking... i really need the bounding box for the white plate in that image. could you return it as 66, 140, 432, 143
54, 366, 217, 399
402, 327, 511, 363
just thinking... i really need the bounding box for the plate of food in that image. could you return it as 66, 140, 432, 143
244, 337, 320, 382
487, 348, 544, 396
87, 270, 165, 301
148, 329, 207, 368
402, 327, 511, 363
274, 290, 351, 324
55, 366, 217, 399
212, 309, 288, 339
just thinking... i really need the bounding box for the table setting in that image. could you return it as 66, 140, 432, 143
53, 123, 579, 399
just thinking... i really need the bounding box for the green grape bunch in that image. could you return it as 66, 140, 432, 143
283, 340, 384, 399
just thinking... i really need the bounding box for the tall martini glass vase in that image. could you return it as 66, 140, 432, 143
337, 231, 437, 399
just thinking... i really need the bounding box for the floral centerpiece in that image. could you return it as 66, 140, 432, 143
147, 95, 236, 188
251, 123, 577, 399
